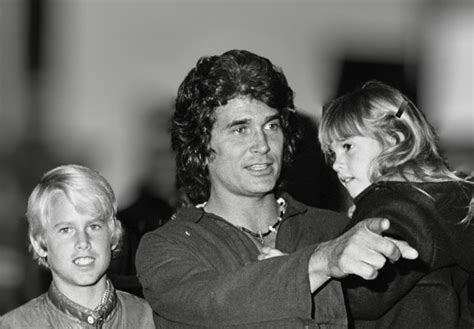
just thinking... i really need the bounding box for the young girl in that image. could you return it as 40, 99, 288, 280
318, 80, 474, 329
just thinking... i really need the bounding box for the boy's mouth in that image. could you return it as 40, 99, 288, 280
73, 257, 95, 266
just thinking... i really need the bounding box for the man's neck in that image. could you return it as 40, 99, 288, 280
53, 275, 108, 310
205, 192, 280, 232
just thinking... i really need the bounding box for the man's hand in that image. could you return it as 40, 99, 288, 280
258, 246, 287, 260
307, 218, 418, 292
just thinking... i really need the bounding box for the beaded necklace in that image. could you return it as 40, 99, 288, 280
93, 279, 111, 312
197, 197, 287, 244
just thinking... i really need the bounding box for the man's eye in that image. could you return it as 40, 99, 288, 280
265, 121, 281, 131
233, 126, 247, 134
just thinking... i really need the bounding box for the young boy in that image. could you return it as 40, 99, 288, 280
0, 164, 155, 328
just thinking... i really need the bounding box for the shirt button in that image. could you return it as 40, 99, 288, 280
87, 315, 95, 324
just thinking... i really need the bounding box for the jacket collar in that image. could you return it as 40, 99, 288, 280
175, 192, 308, 223
48, 278, 117, 327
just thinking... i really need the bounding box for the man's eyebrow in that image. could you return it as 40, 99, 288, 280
226, 114, 280, 128
227, 118, 250, 128
265, 114, 281, 123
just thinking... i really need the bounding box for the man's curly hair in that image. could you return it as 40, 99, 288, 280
172, 49, 299, 205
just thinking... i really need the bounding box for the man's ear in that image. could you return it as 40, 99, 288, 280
30, 234, 48, 258
206, 149, 217, 165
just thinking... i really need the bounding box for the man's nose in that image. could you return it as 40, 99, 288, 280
251, 129, 270, 153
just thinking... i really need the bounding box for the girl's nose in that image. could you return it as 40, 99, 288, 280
332, 153, 344, 172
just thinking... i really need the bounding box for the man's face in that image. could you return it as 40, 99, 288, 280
207, 97, 284, 200
33, 192, 114, 295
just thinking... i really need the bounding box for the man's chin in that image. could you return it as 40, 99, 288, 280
245, 181, 278, 195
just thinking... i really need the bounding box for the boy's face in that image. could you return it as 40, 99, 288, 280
32, 192, 114, 294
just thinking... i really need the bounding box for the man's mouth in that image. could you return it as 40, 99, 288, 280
246, 163, 270, 171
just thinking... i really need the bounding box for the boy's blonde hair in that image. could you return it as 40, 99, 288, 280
26, 164, 123, 267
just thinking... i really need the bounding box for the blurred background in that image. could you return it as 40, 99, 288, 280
0, 0, 472, 313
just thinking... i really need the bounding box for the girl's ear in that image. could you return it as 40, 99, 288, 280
388, 131, 406, 145
30, 235, 48, 257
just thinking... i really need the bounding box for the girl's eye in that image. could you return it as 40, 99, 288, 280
343, 143, 353, 151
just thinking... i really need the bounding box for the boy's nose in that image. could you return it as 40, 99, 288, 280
75, 231, 91, 250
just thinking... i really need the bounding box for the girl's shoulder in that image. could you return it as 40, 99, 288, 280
365, 180, 469, 197
355, 180, 471, 221
355, 180, 469, 210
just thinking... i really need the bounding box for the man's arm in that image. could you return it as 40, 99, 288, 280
136, 226, 327, 327
259, 217, 418, 293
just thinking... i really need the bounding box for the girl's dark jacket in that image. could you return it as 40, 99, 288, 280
343, 181, 474, 329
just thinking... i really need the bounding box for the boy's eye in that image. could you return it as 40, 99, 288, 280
90, 224, 102, 231
59, 227, 72, 234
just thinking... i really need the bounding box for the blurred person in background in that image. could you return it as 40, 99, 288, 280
108, 144, 176, 297
136, 49, 418, 328
0, 164, 154, 328
319, 80, 474, 328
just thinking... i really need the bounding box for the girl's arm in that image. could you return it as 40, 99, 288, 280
343, 193, 439, 319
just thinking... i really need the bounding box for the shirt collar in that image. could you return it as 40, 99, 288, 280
47, 278, 117, 327
174, 192, 308, 224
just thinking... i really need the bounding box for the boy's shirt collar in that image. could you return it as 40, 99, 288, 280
48, 278, 117, 327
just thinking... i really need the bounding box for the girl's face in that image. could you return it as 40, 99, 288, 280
329, 135, 383, 198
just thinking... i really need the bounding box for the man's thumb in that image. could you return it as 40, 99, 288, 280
365, 217, 390, 235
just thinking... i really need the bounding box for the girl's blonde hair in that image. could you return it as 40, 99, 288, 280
318, 80, 472, 222
26, 164, 123, 267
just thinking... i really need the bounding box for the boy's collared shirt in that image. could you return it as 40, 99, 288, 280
0, 279, 154, 328
48, 279, 116, 327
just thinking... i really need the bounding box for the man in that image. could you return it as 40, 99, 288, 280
136, 49, 418, 328
0, 165, 154, 328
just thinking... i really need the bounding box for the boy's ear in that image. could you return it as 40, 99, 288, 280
30, 234, 48, 258
108, 218, 120, 251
